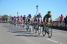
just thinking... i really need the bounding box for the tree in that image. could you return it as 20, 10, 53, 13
2, 15, 8, 22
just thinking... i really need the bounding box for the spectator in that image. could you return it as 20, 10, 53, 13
64, 16, 67, 28
60, 14, 64, 23
23, 15, 26, 23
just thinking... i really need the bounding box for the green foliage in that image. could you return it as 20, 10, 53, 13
2, 15, 8, 22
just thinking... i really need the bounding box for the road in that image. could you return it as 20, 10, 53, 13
0, 23, 67, 44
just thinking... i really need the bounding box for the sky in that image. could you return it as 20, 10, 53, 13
0, 0, 67, 20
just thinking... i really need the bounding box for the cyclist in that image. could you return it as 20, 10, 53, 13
26, 14, 31, 32
64, 16, 67, 28
42, 11, 52, 38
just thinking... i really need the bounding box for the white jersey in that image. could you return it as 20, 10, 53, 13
36, 17, 42, 23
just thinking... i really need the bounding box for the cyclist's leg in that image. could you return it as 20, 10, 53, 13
42, 25, 46, 36
26, 24, 29, 31
34, 24, 37, 33
32, 24, 34, 33
38, 26, 41, 35
46, 27, 49, 34
36, 25, 39, 35
46, 27, 52, 38
49, 28, 52, 38
35, 28, 37, 33
29, 24, 31, 32
33, 24, 35, 33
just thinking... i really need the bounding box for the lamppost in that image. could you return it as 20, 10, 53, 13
36, 5, 38, 15
16, 12, 18, 26
16, 11, 19, 32
17, 12, 18, 17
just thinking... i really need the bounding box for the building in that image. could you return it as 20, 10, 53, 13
0, 16, 3, 23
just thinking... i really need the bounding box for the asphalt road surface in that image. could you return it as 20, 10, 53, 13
0, 23, 67, 44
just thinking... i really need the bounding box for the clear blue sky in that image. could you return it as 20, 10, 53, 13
0, 0, 67, 20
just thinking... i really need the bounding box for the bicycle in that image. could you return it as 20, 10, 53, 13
42, 22, 52, 38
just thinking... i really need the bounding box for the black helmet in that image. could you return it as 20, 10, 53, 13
48, 11, 51, 13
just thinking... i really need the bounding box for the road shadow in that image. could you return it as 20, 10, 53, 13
15, 34, 43, 37
12, 31, 27, 33
14, 31, 43, 37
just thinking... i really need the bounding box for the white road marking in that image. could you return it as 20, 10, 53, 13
46, 38, 62, 44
